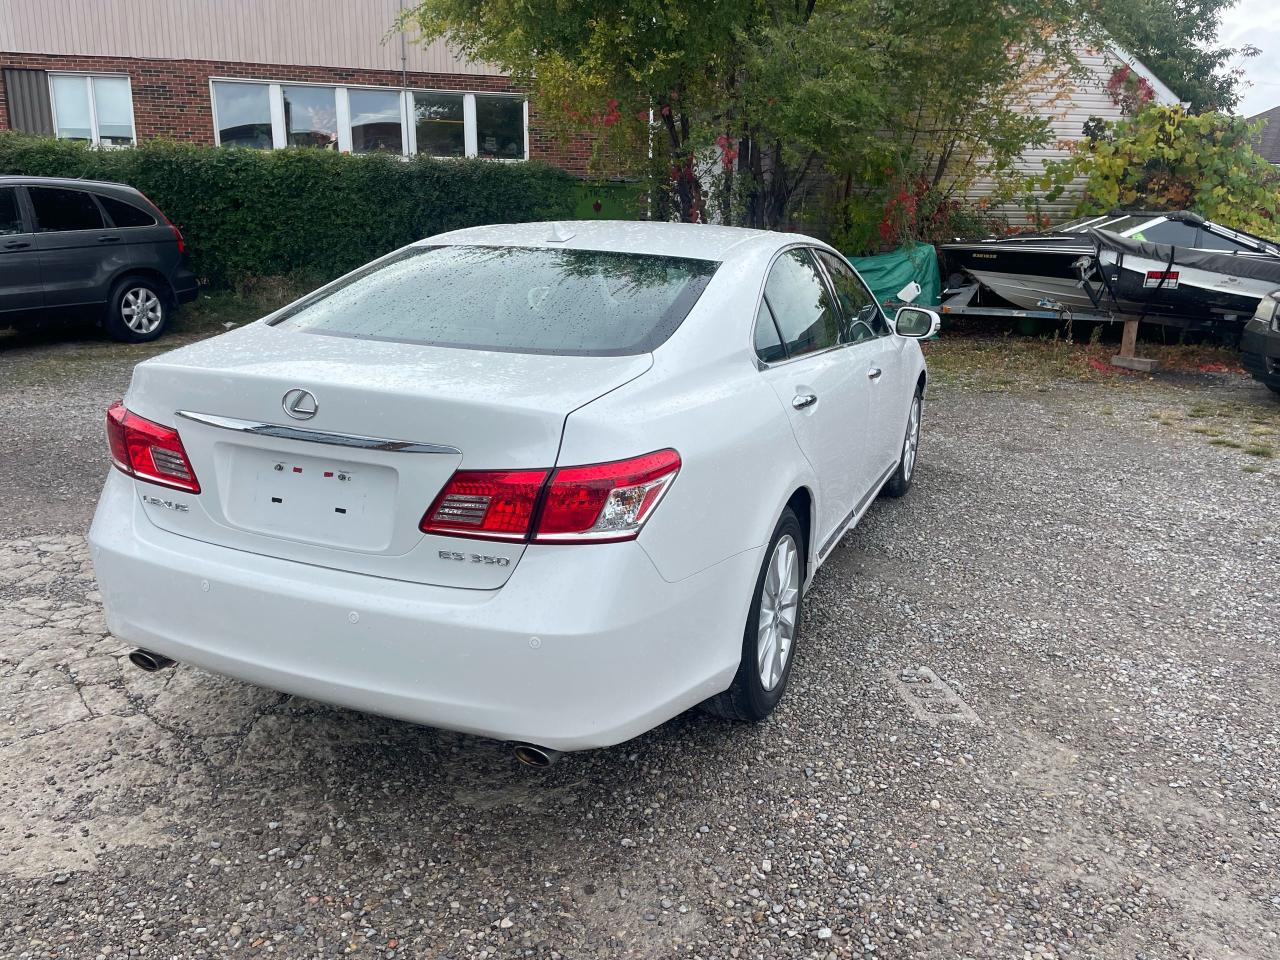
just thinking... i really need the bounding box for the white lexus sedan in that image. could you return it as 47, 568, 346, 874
89, 221, 937, 763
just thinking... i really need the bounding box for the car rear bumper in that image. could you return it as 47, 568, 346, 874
88, 471, 755, 751
171, 267, 199, 304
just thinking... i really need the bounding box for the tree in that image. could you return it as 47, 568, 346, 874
1038, 104, 1280, 236
406, 0, 1089, 238
1092, 0, 1258, 113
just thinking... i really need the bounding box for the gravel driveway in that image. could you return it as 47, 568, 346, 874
2, 329, 1278, 959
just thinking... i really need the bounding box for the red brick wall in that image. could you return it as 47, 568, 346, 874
0, 52, 592, 174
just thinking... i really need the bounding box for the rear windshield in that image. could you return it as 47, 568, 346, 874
270, 245, 720, 356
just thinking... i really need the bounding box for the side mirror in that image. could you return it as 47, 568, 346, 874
893, 306, 941, 339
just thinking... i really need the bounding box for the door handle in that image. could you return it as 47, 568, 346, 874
2, 239, 30, 249
867, 367, 883, 380
792, 393, 818, 410
97, 235, 121, 243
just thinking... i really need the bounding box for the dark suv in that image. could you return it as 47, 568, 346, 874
0, 176, 197, 342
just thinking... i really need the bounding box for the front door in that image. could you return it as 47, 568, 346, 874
28, 185, 129, 308
755, 248, 870, 549
0, 185, 42, 314
813, 249, 909, 481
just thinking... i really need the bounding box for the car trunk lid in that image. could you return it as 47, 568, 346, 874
122, 323, 651, 588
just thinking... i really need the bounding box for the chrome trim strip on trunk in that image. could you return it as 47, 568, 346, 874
175, 411, 461, 455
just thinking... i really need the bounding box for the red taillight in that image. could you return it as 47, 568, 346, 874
418, 450, 680, 544
421, 469, 548, 540
105, 401, 200, 493
536, 449, 681, 542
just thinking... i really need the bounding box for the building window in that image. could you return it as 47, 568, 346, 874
212, 81, 273, 148
413, 92, 465, 158
475, 95, 526, 160
348, 88, 403, 154
49, 74, 135, 146
282, 85, 338, 149
209, 79, 526, 160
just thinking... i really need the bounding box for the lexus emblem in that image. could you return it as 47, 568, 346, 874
282, 388, 318, 420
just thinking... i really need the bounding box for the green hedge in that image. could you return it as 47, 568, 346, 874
0, 133, 578, 287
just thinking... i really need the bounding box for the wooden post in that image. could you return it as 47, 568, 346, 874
1111, 314, 1159, 372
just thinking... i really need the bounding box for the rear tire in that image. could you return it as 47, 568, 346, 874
883, 386, 922, 499
703, 508, 805, 722
104, 277, 170, 343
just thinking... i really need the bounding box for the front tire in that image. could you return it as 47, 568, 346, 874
883, 386, 922, 499
703, 508, 805, 722
104, 277, 170, 343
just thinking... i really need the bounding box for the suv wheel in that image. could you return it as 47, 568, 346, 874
105, 278, 169, 343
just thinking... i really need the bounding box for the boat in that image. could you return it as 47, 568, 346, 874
1090, 229, 1280, 320
940, 212, 1280, 314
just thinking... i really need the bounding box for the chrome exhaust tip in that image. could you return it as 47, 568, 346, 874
128, 649, 176, 672
512, 743, 562, 768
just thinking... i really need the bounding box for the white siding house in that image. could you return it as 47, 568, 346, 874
963, 43, 1181, 226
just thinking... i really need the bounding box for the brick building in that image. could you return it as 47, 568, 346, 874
0, 0, 590, 173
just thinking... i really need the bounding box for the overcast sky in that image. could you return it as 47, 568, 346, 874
1220, 0, 1280, 116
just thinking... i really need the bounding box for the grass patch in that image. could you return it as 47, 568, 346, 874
1243, 444, 1275, 458
1208, 437, 1244, 448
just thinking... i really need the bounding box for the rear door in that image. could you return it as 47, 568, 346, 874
755, 248, 868, 548
0, 185, 42, 313
29, 185, 130, 307
813, 250, 906, 480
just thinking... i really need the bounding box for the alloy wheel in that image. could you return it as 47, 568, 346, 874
121, 287, 163, 334
757, 533, 800, 692
902, 394, 921, 481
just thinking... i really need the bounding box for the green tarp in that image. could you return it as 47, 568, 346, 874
847, 241, 941, 307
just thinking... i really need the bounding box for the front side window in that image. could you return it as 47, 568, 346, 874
49, 74, 134, 146
476, 95, 525, 159
814, 250, 888, 341
1196, 229, 1254, 252
0, 188, 25, 236
349, 89, 403, 154
282, 85, 338, 149
413, 92, 465, 157
763, 250, 842, 358
214, 81, 273, 148
272, 245, 719, 356
29, 187, 105, 232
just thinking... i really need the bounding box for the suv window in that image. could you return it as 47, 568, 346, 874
753, 300, 787, 363
98, 194, 156, 228
29, 187, 105, 232
814, 250, 888, 342
0, 188, 24, 236
763, 249, 841, 358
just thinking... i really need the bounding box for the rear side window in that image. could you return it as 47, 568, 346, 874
763, 249, 841, 358
0, 188, 23, 236
753, 300, 787, 363
271, 245, 719, 356
29, 187, 104, 232
98, 194, 156, 228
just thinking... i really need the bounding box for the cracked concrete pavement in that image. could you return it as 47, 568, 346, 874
1, 328, 1278, 959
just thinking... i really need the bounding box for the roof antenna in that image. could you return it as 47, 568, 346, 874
546, 222, 575, 243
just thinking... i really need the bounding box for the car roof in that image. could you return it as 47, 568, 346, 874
423, 220, 822, 262
0, 174, 141, 194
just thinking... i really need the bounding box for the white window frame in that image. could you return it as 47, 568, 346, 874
209, 77, 528, 162
47, 72, 137, 147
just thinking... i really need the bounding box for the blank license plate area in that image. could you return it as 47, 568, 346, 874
222, 446, 398, 551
